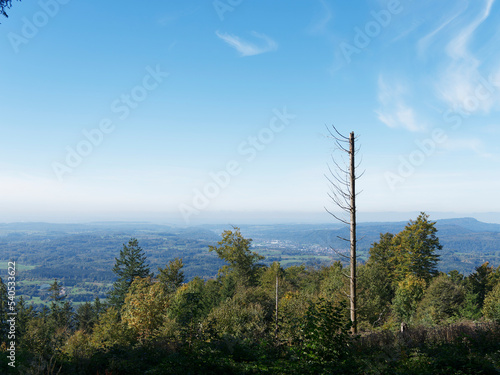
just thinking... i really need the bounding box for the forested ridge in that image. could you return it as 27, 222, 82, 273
1, 217, 500, 303
2, 213, 500, 374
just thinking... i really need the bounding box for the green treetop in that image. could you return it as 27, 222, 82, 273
158, 257, 185, 294
398, 212, 441, 283
368, 212, 441, 285
109, 238, 151, 308
209, 227, 264, 286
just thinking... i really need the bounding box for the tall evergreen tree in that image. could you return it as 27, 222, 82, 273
16, 296, 36, 338
48, 279, 74, 329
75, 302, 99, 332
48, 279, 65, 303
109, 238, 151, 308
467, 262, 495, 308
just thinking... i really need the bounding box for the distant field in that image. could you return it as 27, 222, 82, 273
257, 249, 336, 267
0, 261, 37, 271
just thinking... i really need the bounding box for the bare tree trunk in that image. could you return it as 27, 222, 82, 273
325, 127, 361, 335
349, 132, 357, 334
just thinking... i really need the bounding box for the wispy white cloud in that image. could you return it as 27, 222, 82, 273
215, 31, 277, 57
481, 124, 500, 134
376, 76, 426, 132
416, 3, 467, 57
308, 0, 333, 35
433, 0, 500, 114
391, 18, 425, 43
157, 6, 200, 27
446, 0, 494, 59
377, 104, 422, 132
439, 137, 493, 158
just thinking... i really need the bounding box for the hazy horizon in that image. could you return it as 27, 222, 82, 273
1, 211, 500, 226
1, 1, 499, 226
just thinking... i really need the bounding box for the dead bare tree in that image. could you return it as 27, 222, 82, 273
1, 0, 19, 19
325, 126, 363, 334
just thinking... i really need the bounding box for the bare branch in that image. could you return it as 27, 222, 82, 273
324, 207, 349, 225
355, 169, 366, 180
327, 124, 350, 141
325, 167, 348, 189
329, 246, 350, 259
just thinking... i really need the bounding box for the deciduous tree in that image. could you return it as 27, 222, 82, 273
209, 227, 264, 287
396, 212, 441, 283
367, 213, 441, 286
416, 274, 465, 324
158, 257, 184, 294
483, 282, 500, 321
121, 276, 168, 342
392, 274, 426, 322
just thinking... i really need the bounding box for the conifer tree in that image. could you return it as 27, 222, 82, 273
16, 296, 35, 338
48, 279, 73, 329
109, 238, 151, 308
467, 262, 495, 308
75, 302, 98, 332
48, 279, 65, 303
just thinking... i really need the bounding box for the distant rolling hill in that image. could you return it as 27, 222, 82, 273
0, 218, 498, 286
227, 217, 500, 274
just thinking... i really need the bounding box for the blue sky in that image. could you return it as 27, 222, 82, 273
0, 0, 499, 224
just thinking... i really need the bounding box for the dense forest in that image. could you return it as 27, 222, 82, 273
2, 213, 500, 374
2, 217, 500, 309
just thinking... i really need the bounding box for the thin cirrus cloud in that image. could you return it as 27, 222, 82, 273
439, 137, 495, 159
375, 76, 426, 132
416, 2, 468, 59
431, 0, 500, 114
307, 0, 333, 35
215, 31, 278, 57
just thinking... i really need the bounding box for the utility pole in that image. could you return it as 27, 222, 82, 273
275, 271, 279, 341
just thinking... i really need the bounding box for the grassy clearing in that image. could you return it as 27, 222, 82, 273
0, 261, 37, 271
